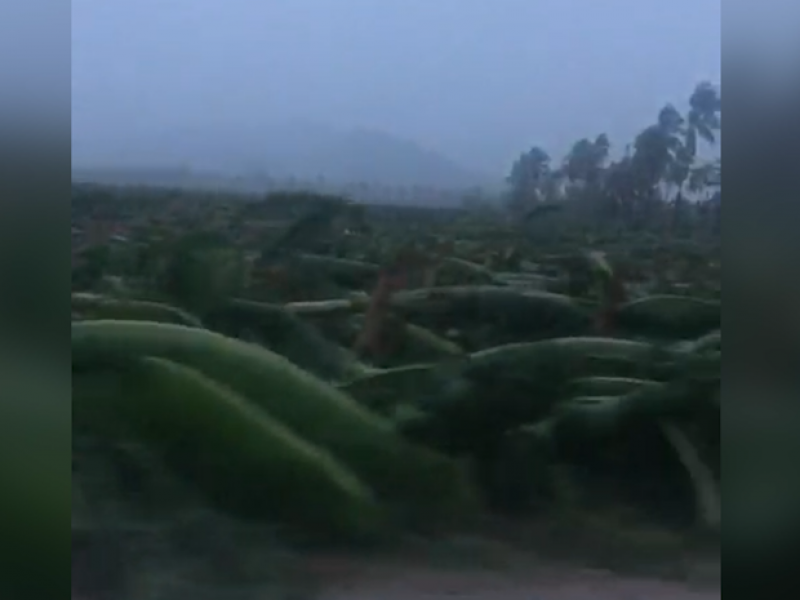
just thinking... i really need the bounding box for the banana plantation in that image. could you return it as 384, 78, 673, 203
60, 82, 727, 598
64, 182, 720, 594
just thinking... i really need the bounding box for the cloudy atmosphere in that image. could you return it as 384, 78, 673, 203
72, 0, 722, 187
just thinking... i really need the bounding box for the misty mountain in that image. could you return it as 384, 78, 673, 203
71, 121, 495, 189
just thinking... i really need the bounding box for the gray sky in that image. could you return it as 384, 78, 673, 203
72, 0, 721, 176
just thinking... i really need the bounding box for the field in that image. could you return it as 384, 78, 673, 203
64, 183, 721, 598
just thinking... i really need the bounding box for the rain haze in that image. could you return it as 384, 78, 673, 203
71, 0, 722, 189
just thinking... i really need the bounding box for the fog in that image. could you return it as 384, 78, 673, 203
72, 0, 722, 186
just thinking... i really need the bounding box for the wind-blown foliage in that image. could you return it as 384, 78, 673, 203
69, 170, 721, 540
505, 81, 720, 233
62, 78, 726, 600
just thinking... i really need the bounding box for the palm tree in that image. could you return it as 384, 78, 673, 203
666, 83, 721, 198
634, 104, 685, 190
506, 146, 552, 213
685, 82, 722, 159
564, 133, 611, 188
604, 104, 685, 228
666, 84, 721, 232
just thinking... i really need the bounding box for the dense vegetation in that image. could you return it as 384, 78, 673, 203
503, 81, 720, 233
65, 81, 722, 598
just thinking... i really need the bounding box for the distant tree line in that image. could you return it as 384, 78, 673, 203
505, 81, 721, 236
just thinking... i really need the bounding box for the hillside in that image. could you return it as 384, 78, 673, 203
71, 121, 495, 190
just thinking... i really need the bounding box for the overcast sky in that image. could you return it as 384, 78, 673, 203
71, 0, 724, 175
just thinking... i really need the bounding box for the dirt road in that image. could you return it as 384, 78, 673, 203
71, 511, 721, 599
311, 554, 720, 600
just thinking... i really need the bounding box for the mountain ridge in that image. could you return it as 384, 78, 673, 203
71, 121, 497, 190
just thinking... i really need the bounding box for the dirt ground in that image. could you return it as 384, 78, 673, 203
71, 511, 720, 599
310, 553, 719, 600
305, 518, 720, 600
317, 565, 718, 599
73, 547, 720, 600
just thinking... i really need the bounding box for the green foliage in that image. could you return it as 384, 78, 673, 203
73, 320, 479, 526
62, 80, 728, 596
504, 81, 720, 233
69, 189, 722, 542
74, 356, 382, 538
